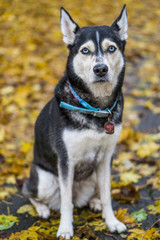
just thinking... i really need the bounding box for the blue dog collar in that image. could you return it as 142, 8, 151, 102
59, 83, 118, 118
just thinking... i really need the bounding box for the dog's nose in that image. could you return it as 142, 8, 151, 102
93, 64, 108, 77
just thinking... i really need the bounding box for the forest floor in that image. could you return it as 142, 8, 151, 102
0, 0, 160, 239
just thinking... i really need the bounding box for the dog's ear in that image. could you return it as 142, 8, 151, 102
60, 7, 79, 46
111, 4, 128, 41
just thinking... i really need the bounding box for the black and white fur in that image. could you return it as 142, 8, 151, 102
23, 5, 128, 239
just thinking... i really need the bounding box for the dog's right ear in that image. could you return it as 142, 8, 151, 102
60, 7, 79, 46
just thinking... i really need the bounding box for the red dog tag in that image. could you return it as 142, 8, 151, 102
104, 121, 114, 134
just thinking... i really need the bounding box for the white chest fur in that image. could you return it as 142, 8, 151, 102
63, 124, 122, 165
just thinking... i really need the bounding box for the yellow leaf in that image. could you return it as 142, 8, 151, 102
144, 100, 153, 109
147, 175, 160, 190
0, 191, 9, 199
72, 237, 81, 240
0, 128, 5, 143
118, 152, 134, 162
0, 187, 17, 200
147, 200, 160, 214
89, 219, 106, 231
6, 175, 16, 184
20, 142, 32, 154
120, 171, 141, 185
144, 228, 160, 240
128, 227, 160, 240
19, 229, 39, 240
119, 128, 141, 145
127, 228, 145, 240
17, 204, 38, 217
9, 226, 40, 240
115, 208, 136, 227
136, 142, 159, 158
145, 132, 160, 142
144, 100, 160, 114
1, 86, 15, 95
137, 164, 157, 177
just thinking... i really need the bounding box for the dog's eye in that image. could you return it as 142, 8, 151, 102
81, 48, 90, 55
108, 45, 116, 53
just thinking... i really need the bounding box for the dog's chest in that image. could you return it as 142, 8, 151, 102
63, 125, 121, 179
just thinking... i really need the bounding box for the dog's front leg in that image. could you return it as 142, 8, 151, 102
57, 164, 74, 239
97, 152, 127, 233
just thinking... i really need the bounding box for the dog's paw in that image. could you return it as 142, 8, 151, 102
36, 204, 50, 219
57, 224, 73, 240
106, 218, 127, 233
89, 198, 102, 212
30, 198, 50, 219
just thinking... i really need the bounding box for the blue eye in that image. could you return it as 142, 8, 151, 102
81, 48, 90, 54
108, 45, 116, 53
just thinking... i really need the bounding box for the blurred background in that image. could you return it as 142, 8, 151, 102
1, 0, 159, 180
0, 0, 160, 239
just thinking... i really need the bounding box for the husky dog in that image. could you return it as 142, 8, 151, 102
23, 5, 128, 239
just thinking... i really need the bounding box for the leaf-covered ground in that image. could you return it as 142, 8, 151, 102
0, 0, 160, 239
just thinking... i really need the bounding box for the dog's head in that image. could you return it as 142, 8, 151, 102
60, 5, 128, 97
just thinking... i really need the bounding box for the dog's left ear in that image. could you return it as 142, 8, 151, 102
60, 7, 79, 46
111, 4, 128, 41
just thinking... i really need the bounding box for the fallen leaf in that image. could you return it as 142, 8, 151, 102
0, 221, 15, 230
89, 219, 106, 231
115, 208, 137, 228
136, 164, 157, 177
0, 215, 18, 231
147, 200, 160, 214
20, 141, 33, 154
9, 226, 40, 240
128, 228, 160, 240
1, 86, 15, 95
0, 128, 5, 143
17, 204, 38, 217
136, 142, 159, 158
0, 186, 17, 200
112, 185, 140, 203
147, 175, 160, 190
130, 208, 148, 222
119, 171, 141, 185
128, 228, 145, 240
6, 175, 16, 184
76, 224, 97, 239
118, 128, 141, 145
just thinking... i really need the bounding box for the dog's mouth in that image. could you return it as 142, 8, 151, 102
93, 77, 110, 83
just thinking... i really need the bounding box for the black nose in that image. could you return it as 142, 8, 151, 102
93, 64, 108, 77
